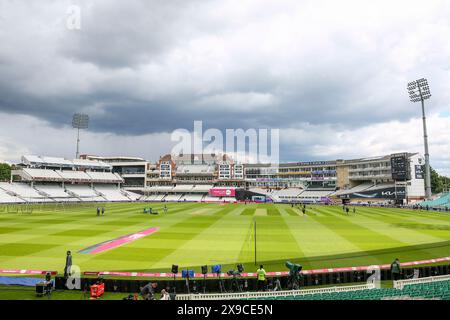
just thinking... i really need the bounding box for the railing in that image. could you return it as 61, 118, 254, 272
393, 274, 450, 290
176, 283, 375, 300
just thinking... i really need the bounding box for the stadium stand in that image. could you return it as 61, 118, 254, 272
181, 194, 204, 202
0, 182, 52, 202
122, 190, 142, 201
192, 185, 214, 192
333, 183, 373, 196
164, 194, 183, 202
203, 195, 219, 202
21, 168, 64, 181
172, 184, 195, 192
94, 185, 130, 202
56, 170, 92, 182
153, 194, 166, 201
0, 188, 25, 203
418, 193, 450, 207
64, 185, 105, 202
34, 184, 78, 201
273, 188, 303, 201
86, 171, 124, 183
176, 275, 450, 300
296, 190, 334, 203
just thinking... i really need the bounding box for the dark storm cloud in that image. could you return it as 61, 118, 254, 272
0, 0, 446, 134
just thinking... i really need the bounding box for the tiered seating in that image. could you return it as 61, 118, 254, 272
178, 276, 450, 301
273, 189, 303, 201
203, 195, 219, 202
181, 194, 204, 202
56, 170, 92, 182
86, 172, 124, 183
419, 193, 450, 207
249, 188, 273, 195
123, 190, 142, 201
365, 183, 395, 191
147, 186, 174, 192
192, 185, 213, 192
164, 194, 182, 201
94, 185, 129, 201
0, 182, 51, 202
152, 194, 166, 201
0, 188, 25, 203
65, 185, 105, 202
22, 168, 63, 181
34, 185, 78, 202
172, 185, 194, 192
145, 194, 158, 201
248, 279, 450, 301
400, 280, 450, 300
333, 183, 373, 196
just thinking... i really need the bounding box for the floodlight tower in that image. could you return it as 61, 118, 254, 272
72, 113, 89, 159
407, 78, 432, 199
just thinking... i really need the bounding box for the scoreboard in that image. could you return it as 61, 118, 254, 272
390, 153, 410, 181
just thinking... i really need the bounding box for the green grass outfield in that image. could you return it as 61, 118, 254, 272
0, 202, 449, 274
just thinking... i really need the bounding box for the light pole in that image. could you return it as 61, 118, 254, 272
72, 113, 89, 159
407, 78, 432, 199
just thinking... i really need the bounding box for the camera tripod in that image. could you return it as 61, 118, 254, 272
228, 273, 243, 293
216, 273, 226, 293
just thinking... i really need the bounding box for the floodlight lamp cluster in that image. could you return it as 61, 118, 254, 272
72, 113, 89, 129
407, 78, 431, 103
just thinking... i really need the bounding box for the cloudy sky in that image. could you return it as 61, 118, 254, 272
0, 0, 449, 174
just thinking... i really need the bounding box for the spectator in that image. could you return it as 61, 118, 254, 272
391, 258, 402, 281
140, 282, 156, 300
274, 278, 282, 291
256, 265, 266, 291
160, 289, 170, 300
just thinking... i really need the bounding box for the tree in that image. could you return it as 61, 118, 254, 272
428, 166, 449, 194
0, 163, 11, 181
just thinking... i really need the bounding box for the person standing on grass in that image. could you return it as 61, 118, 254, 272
96, 207, 100, 216
64, 251, 72, 279
164, 205, 168, 214
346, 207, 349, 215
256, 265, 266, 291
391, 258, 402, 281
353, 207, 356, 214
101, 207, 105, 216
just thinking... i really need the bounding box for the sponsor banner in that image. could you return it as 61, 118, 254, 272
0, 269, 57, 275
2, 256, 449, 278
209, 187, 236, 197
338, 187, 406, 199
81, 256, 450, 279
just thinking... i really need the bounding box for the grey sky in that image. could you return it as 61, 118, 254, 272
0, 0, 449, 174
